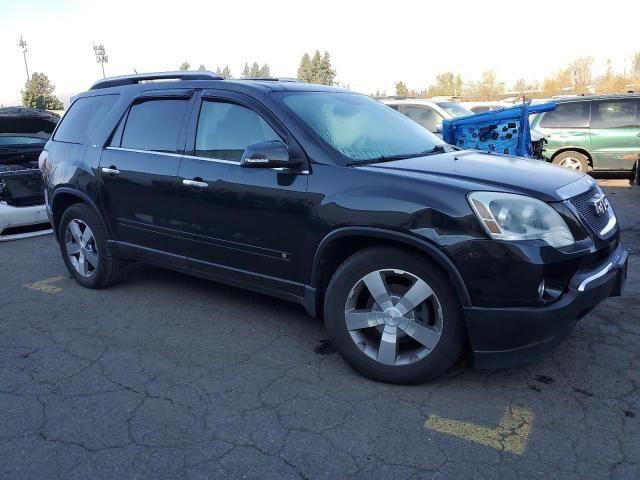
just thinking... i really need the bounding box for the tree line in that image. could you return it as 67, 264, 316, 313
387, 53, 640, 100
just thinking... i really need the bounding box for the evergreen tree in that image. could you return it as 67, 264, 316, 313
318, 51, 336, 85
249, 62, 261, 78
179, 62, 190, 71
310, 51, 322, 83
221, 65, 232, 79
242, 63, 250, 78
258, 64, 271, 78
21, 73, 63, 110
395, 81, 409, 96
198, 64, 206, 71
297, 53, 312, 82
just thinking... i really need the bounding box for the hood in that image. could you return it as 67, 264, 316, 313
0, 107, 59, 137
360, 150, 584, 201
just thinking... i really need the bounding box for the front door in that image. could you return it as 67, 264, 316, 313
589, 98, 640, 171
99, 92, 192, 265
177, 91, 309, 299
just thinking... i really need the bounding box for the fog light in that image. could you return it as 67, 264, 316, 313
538, 279, 545, 298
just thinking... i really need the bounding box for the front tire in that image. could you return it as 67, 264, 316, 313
324, 247, 465, 384
58, 203, 127, 288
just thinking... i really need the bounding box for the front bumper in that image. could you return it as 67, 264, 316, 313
464, 241, 628, 368
0, 202, 52, 241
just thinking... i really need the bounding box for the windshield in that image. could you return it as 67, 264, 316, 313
436, 101, 473, 118
279, 92, 443, 163
0, 135, 48, 146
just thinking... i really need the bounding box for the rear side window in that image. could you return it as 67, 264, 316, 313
53, 94, 118, 144
404, 105, 443, 132
120, 99, 189, 153
591, 99, 640, 128
539, 101, 590, 128
194, 100, 280, 161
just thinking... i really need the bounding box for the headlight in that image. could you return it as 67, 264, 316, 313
468, 192, 574, 248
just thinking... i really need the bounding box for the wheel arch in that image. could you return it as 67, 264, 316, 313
310, 227, 472, 318
50, 188, 108, 237
550, 148, 593, 167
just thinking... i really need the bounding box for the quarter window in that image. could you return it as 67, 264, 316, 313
54, 94, 118, 144
590, 99, 640, 128
120, 99, 189, 152
403, 106, 443, 132
539, 101, 590, 128
195, 101, 280, 161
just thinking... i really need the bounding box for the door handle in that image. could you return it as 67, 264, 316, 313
101, 167, 120, 176
182, 179, 208, 190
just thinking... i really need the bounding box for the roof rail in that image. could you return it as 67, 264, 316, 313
90, 71, 223, 90
238, 77, 302, 83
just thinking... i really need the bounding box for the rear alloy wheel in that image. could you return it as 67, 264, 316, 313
553, 151, 589, 172
59, 203, 127, 288
65, 219, 98, 277
324, 247, 464, 384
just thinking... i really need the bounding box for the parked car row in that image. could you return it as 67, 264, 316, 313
380, 94, 640, 174
40, 72, 627, 384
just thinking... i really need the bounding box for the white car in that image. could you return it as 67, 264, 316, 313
0, 107, 58, 241
379, 98, 472, 135
460, 101, 512, 113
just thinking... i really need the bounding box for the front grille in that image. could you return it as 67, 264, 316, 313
569, 187, 612, 235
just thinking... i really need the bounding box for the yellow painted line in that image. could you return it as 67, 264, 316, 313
424, 405, 534, 455
23, 276, 64, 294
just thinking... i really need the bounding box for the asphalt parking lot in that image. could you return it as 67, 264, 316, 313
1, 180, 638, 480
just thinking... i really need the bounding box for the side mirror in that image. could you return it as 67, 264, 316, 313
240, 140, 300, 169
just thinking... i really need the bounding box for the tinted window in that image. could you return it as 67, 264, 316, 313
280, 92, 442, 163
591, 99, 640, 128
121, 99, 188, 152
54, 95, 118, 144
403, 106, 443, 132
539, 101, 590, 128
195, 101, 280, 161
436, 101, 473, 118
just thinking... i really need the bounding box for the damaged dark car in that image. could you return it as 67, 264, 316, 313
0, 107, 59, 240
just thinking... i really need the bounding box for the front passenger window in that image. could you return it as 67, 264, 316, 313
195, 101, 280, 161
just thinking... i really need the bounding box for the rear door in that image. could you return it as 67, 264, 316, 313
589, 98, 640, 171
177, 90, 309, 298
537, 100, 592, 158
99, 91, 192, 265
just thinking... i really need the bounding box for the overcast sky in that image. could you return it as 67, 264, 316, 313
0, 0, 637, 106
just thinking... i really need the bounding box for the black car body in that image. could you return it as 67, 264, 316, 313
42, 72, 627, 383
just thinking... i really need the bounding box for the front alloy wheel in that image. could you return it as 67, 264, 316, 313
324, 247, 464, 384
345, 269, 443, 366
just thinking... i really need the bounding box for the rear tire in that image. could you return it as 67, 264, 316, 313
58, 203, 127, 288
552, 151, 589, 172
324, 247, 465, 384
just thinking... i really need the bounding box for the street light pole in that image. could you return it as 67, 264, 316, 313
17, 35, 29, 82
93, 44, 108, 78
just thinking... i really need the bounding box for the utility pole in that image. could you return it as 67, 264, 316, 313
93, 44, 108, 78
17, 35, 29, 82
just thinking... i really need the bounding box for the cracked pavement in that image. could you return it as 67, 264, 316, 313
1, 180, 638, 479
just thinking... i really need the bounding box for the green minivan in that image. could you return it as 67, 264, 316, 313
531, 94, 640, 172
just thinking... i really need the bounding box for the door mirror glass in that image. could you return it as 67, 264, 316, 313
240, 140, 298, 168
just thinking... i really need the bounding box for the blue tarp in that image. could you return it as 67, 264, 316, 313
442, 101, 556, 158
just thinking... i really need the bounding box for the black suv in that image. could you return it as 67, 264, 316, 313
43, 72, 627, 384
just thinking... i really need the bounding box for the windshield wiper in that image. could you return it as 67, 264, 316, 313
350, 144, 451, 166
